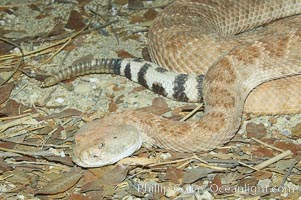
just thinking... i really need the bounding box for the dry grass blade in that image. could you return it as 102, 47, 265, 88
0, 26, 87, 62
0, 1, 44, 8
0, 113, 40, 134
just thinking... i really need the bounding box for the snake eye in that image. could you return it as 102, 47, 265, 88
98, 143, 104, 148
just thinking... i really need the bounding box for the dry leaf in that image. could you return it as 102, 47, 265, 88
72, 55, 94, 65
210, 175, 223, 190
4, 170, 30, 185
85, 191, 105, 200
246, 123, 267, 138
130, 15, 144, 23
222, 172, 241, 185
81, 170, 99, 185
0, 158, 13, 171
36, 168, 82, 195
66, 194, 90, 200
47, 22, 66, 37
102, 185, 115, 197
45, 108, 82, 119
43, 156, 74, 167
93, 164, 129, 185
253, 171, 272, 181
114, 0, 128, 5
137, 97, 170, 115
252, 146, 274, 157
129, 86, 146, 94
77, 0, 93, 8
116, 50, 136, 58
118, 157, 158, 166
143, 9, 158, 21
108, 101, 118, 112
275, 159, 297, 171
0, 82, 15, 104
165, 166, 183, 184
183, 167, 215, 184
0, 99, 33, 116
65, 10, 86, 31
291, 123, 301, 138
238, 177, 257, 187
274, 141, 301, 154
128, 0, 144, 10
81, 164, 129, 192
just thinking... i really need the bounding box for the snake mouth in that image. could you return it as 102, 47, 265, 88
72, 139, 143, 168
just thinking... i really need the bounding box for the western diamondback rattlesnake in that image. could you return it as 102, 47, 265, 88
43, 0, 301, 167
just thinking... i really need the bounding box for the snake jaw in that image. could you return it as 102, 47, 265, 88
72, 121, 142, 168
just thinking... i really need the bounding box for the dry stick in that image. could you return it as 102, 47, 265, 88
251, 137, 284, 152
6, 160, 71, 169
280, 159, 298, 187
0, 113, 40, 133
149, 154, 227, 171
0, 25, 87, 61
238, 161, 259, 171
254, 150, 292, 170
177, 154, 210, 169
149, 157, 193, 167
43, 24, 89, 65
180, 104, 203, 122
0, 174, 13, 181
0, 113, 33, 121
42, 37, 73, 65
0, 151, 54, 158
0, 38, 24, 87
180, 161, 227, 171
0, 1, 43, 8
40, 117, 73, 149
43, 20, 118, 65
0, 146, 56, 157
134, 2, 172, 10
0, 138, 69, 148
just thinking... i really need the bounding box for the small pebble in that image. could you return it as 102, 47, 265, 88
291, 123, 301, 137
257, 179, 271, 188
55, 97, 64, 103
160, 153, 172, 160
74, 82, 93, 94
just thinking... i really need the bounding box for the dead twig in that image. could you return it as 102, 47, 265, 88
180, 104, 203, 122
0, 37, 24, 87
254, 150, 292, 170
280, 159, 298, 187
251, 137, 284, 152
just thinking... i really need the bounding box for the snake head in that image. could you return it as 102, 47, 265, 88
72, 119, 142, 168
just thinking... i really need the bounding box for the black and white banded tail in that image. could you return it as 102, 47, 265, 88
42, 58, 204, 103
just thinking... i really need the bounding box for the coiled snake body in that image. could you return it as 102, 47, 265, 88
44, 0, 301, 167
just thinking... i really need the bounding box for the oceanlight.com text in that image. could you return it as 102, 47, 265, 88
136, 183, 300, 195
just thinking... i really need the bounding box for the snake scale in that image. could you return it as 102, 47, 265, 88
43, 0, 301, 167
